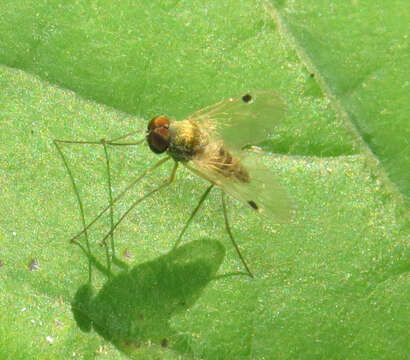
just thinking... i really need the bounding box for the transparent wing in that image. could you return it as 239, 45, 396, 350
191, 150, 292, 223
187, 90, 286, 150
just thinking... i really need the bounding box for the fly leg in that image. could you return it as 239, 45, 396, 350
173, 184, 214, 249
221, 192, 254, 278
54, 133, 170, 280
68, 156, 170, 244
101, 139, 126, 274
182, 163, 254, 277
99, 161, 179, 246
54, 138, 125, 280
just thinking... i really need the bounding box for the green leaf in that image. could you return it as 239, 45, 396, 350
0, 1, 408, 359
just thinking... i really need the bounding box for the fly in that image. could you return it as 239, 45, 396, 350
55, 91, 292, 278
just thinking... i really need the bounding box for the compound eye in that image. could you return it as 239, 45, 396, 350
147, 129, 170, 154
147, 115, 170, 154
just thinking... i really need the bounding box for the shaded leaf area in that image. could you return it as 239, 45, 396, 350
72, 239, 225, 359
274, 0, 410, 201
0, 0, 357, 157
0, 66, 408, 359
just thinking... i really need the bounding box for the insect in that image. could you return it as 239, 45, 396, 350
55, 91, 291, 278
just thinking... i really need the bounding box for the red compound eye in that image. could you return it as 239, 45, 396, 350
147, 116, 170, 154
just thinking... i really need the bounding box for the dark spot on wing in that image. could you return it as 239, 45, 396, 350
310, 73, 315, 78
161, 338, 168, 348
29, 259, 40, 271
242, 94, 252, 103
248, 200, 259, 210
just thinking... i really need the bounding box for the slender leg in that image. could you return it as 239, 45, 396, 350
221, 192, 254, 278
54, 137, 166, 244
102, 139, 130, 270
55, 136, 170, 279
100, 161, 179, 245
180, 163, 254, 277
69, 156, 170, 243
54, 131, 145, 146
173, 184, 214, 250
101, 139, 115, 275
54, 140, 93, 282
106, 131, 145, 145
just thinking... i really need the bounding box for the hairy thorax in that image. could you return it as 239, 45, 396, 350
168, 120, 208, 162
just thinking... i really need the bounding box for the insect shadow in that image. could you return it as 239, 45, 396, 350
54, 92, 291, 354
72, 238, 226, 357
54, 119, 251, 356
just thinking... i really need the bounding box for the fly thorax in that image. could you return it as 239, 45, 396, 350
168, 120, 208, 161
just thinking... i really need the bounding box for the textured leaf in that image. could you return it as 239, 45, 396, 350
0, 1, 408, 359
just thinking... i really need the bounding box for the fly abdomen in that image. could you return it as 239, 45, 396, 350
216, 146, 250, 183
